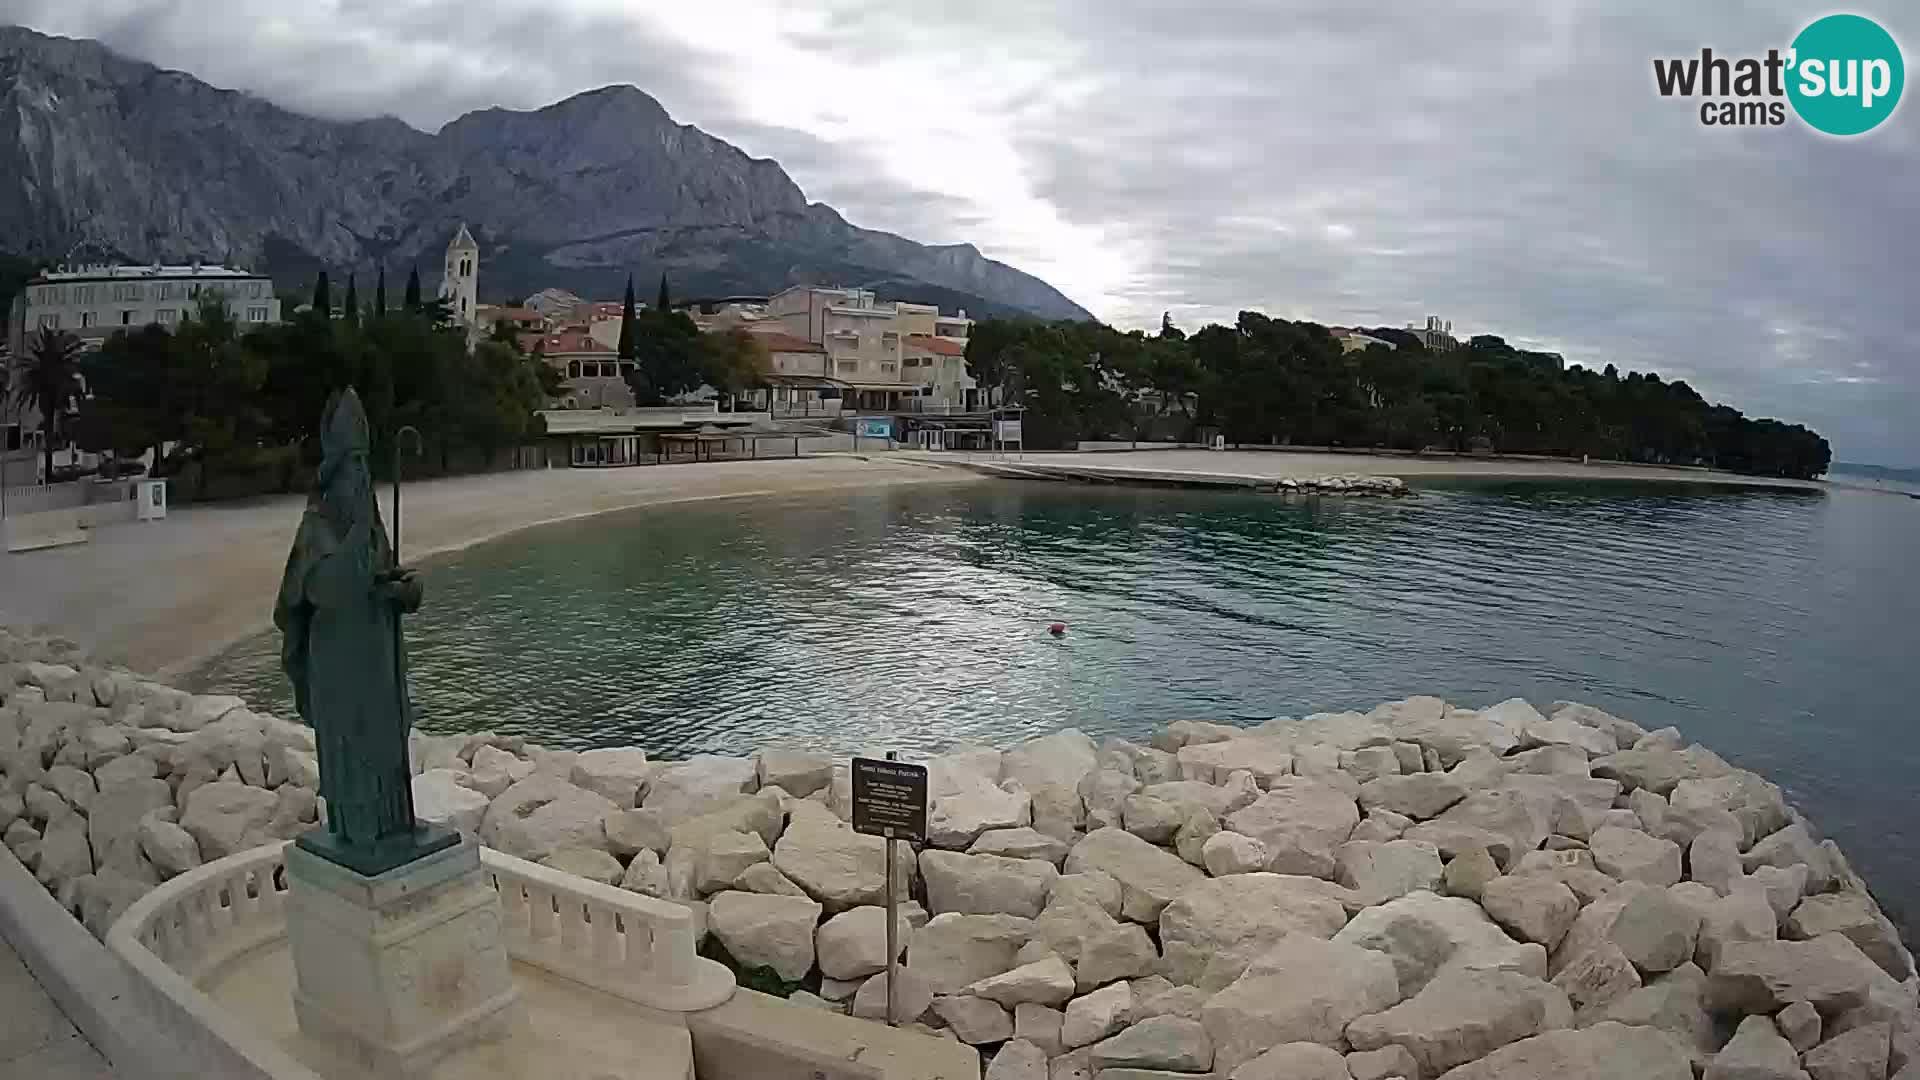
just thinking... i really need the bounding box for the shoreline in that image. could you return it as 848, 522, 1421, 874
0, 455, 978, 680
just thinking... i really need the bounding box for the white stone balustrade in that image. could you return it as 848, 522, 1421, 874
106, 840, 735, 1080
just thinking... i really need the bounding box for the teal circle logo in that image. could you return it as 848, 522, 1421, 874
1788, 14, 1904, 135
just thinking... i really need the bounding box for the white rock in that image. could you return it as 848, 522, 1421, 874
1060, 981, 1132, 1049
1079, 769, 1140, 830
851, 968, 935, 1024
539, 847, 623, 885
1691, 830, 1746, 896
1074, 923, 1158, 990
970, 827, 1072, 865
1589, 826, 1682, 887
907, 912, 1034, 994
1158, 873, 1351, 988
670, 790, 785, 849
179, 781, 278, 861
1671, 773, 1789, 849
1335, 838, 1444, 905
480, 776, 617, 861
733, 862, 807, 896
682, 829, 766, 894
1609, 888, 1703, 974
466, 745, 532, 798
1692, 886, 1777, 971
1437, 1021, 1693, 1080
773, 800, 915, 911
1706, 1013, 1811, 1080
568, 748, 654, 807
1510, 743, 1593, 776
1176, 737, 1294, 787
1200, 933, 1401, 1069
1789, 894, 1914, 982
1345, 968, 1573, 1078
1345, 1044, 1421, 1080
1358, 773, 1468, 820
1344, 746, 1402, 785
1231, 1042, 1352, 1080
1443, 843, 1501, 900
618, 850, 669, 897
35, 811, 92, 889
641, 755, 757, 823
1002, 729, 1098, 837
815, 905, 910, 980
1708, 935, 1877, 1015
931, 995, 1013, 1044
1064, 829, 1206, 924
1802, 1022, 1890, 1080
1014, 1003, 1064, 1057
754, 748, 832, 797
1331, 889, 1548, 997
983, 1038, 1047, 1080
412, 769, 489, 835
1223, 777, 1360, 879
602, 808, 671, 857
1087, 1015, 1213, 1073
1172, 808, 1219, 867
138, 814, 201, 878
1520, 716, 1616, 756
1744, 825, 1834, 891
1481, 873, 1580, 948
1201, 831, 1270, 877
965, 955, 1076, 1008
86, 777, 172, 868
1551, 940, 1641, 1015
1120, 794, 1184, 844
1778, 1000, 1824, 1053
921, 849, 1059, 918
708, 891, 821, 981
1592, 746, 1731, 796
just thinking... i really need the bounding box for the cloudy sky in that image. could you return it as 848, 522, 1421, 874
11, 0, 1917, 463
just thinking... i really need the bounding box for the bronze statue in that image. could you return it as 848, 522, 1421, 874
275, 387, 456, 875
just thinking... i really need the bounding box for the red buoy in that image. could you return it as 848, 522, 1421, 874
1048, 622, 1067, 636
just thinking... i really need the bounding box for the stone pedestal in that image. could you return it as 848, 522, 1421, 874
285, 835, 520, 1079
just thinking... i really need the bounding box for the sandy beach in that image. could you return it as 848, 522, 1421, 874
0, 455, 975, 678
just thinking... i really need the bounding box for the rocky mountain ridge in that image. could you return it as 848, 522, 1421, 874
0, 25, 1090, 319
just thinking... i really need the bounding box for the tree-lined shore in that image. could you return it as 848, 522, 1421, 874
964, 315, 1832, 480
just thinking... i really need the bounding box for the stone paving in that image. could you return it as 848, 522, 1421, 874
0, 938, 111, 1080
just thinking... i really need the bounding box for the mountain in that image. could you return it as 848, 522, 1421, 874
0, 26, 1091, 320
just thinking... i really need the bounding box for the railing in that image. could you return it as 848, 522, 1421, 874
483, 848, 735, 1012
3, 480, 87, 515
106, 841, 735, 1079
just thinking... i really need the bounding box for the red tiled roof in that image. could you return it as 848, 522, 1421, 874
748, 329, 827, 353
905, 334, 966, 357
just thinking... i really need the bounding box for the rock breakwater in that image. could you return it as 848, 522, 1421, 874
1, 625, 1914, 1079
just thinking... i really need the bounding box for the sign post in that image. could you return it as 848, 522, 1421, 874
851, 754, 928, 1027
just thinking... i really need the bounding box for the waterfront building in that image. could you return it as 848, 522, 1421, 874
1338, 329, 1398, 353
6, 262, 280, 359
1408, 314, 1459, 351
763, 284, 973, 414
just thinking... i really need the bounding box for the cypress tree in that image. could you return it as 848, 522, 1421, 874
343, 272, 359, 324
617, 274, 637, 360
655, 272, 670, 313
404, 267, 422, 311
313, 271, 332, 317
374, 267, 387, 317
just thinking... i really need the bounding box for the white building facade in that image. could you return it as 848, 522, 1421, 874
7, 263, 280, 357
441, 224, 479, 326
763, 285, 973, 412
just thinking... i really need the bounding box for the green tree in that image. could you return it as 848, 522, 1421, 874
74, 323, 181, 467
175, 294, 267, 495
12, 327, 85, 482
623, 308, 703, 405
699, 329, 770, 410
655, 272, 670, 313
343, 273, 359, 325
404, 267, 422, 311
374, 267, 388, 318
312, 271, 332, 318
617, 274, 637, 360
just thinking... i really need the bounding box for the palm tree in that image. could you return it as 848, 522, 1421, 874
12, 327, 85, 484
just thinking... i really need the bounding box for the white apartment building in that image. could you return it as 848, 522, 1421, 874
763, 285, 973, 412
7, 263, 281, 357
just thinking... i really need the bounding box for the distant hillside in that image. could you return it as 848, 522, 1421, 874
1831, 462, 1920, 484
0, 25, 1092, 319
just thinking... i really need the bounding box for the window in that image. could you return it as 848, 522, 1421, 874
904, 357, 921, 367
156, 309, 177, 324
249, 282, 263, 298
880, 361, 896, 374
37, 313, 58, 329
247, 306, 269, 322
113, 283, 142, 301
3, 423, 18, 452
568, 361, 582, 379
155, 283, 174, 301
120, 310, 134, 325
79, 311, 97, 329
461, 297, 468, 313
74, 286, 96, 305
838, 361, 858, 373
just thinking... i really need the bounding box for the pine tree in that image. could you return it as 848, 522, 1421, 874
343, 273, 359, 325
655, 272, 670, 313
374, 267, 387, 317
404, 267, 422, 311
312, 271, 332, 318
617, 274, 637, 360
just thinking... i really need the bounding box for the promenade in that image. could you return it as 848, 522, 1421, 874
0, 939, 111, 1079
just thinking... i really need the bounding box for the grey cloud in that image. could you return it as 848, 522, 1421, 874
10, 0, 1920, 461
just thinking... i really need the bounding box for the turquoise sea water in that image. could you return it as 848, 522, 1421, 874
194, 478, 1920, 923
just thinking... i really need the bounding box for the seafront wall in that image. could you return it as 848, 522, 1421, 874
1, 623, 1916, 1079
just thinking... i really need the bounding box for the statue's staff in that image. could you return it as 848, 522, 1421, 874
392, 425, 423, 562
